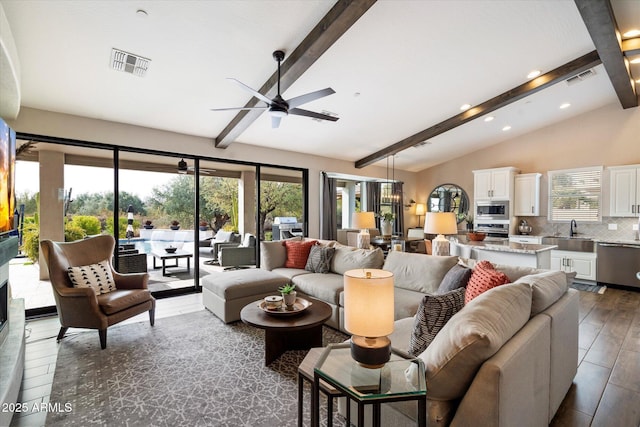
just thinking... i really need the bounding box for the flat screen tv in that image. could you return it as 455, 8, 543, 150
0, 117, 16, 237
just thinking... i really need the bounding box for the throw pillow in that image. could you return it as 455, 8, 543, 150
437, 264, 472, 294
283, 240, 317, 269
409, 287, 466, 356
465, 260, 510, 304
68, 260, 117, 295
305, 245, 335, 273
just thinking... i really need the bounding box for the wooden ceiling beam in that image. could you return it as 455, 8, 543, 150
355, 51, 602, 169
574, 0, 638, 109
214, 0, 376, 149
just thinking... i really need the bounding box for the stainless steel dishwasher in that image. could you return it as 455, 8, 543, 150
596, 242, 640, 289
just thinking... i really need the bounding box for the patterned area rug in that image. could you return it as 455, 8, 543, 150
47, 310, 349, 427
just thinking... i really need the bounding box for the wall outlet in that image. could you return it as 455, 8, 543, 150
608, 223, 618, 230
633, 224, 639, 231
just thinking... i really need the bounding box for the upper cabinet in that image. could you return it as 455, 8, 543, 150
609, 165, 640, 217
514, 173, 542, 216
473, 167, 519, 202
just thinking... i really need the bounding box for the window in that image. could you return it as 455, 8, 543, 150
548, 166, 602, 222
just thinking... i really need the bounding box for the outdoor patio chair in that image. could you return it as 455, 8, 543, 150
218, 233, 256, 270
40, 235, 156, 349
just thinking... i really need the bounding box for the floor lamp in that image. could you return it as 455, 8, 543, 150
424, 212, 458, 256
352, 212, 376, 249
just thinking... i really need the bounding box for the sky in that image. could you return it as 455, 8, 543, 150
15, 161, 175, 200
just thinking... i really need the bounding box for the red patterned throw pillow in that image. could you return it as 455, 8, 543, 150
465, 260, 510, 304
283, 240, 317, 269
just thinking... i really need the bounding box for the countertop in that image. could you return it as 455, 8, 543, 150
453, 237, 557, 254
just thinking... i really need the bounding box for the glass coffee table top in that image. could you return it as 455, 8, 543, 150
314, 343, 426, 400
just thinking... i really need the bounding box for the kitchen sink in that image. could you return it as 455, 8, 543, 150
541, 236, 595, 252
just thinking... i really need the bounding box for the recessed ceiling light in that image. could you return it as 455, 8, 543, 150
560, 103, 571, 109
623, 29, 640, 38
460, 104, 471, 111
484, 116, 494, 122
630, 58, 640, 64
502, 125, 511, 131
527, 70, 541, 79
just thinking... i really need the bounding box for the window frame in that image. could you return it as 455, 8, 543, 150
547, 166, 603, 223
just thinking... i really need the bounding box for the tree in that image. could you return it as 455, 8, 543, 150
259, 181, 302, 240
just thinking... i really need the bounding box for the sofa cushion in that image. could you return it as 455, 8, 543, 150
465, 260, 510, 304
437, 264, 472, 294
393, 287, 425, 320
383, 252, 458, 294
305, 245, 335, 273
292, 273, 344, 305
409, 287, 466, 356
407, 282, 533, 400
515, 270, 572, 316
68, 260, 117, 295
284, 240, 317, 269
260, 241, 287, 271
331, 246, 384, 275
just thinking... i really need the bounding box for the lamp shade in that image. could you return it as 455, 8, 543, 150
424, 212, 458, 235
352, 211, 376, 230
344, 269, 394, 337
415, 203, 426, 216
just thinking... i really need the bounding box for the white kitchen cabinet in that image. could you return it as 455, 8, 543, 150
473, 167, 519, 201
609, 165, 640, 217
509, 235, 543, 244
550, 250, 597, 281
514, 173, 542, 216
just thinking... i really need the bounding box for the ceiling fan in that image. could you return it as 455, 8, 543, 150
211, 50, 339, 128
177, 159, 215, 175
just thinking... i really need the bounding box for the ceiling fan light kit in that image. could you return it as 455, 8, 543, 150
211, 50, 338, 128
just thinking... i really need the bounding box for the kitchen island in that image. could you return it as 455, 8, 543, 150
451, 237, 557, 269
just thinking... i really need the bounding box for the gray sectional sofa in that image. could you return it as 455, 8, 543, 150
201, 238, 578, 426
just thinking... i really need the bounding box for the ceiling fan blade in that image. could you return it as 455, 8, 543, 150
227, 78, 273, 105
289, 108, 339, 122
271, 116, 282, 129
210, 106, 267, 111
286, 88, 335, 109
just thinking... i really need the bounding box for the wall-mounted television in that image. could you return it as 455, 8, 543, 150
0, 117, 16, 237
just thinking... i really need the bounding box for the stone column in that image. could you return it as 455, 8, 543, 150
239, 171, 256, 236
38, 151, 65, 279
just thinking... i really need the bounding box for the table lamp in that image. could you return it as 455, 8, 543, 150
424, 212, 457, 256
344, 269, 394, 368
415, 203, 426, 227
352, 212, 376, 249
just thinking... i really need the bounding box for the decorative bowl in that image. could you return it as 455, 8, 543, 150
467, 232, 487, 241
165, 247, 177, 254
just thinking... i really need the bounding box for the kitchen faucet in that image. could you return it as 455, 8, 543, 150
569, 219, 577, 237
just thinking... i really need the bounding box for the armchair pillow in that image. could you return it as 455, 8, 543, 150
68, 260, 117, 295
283, 240, 317, 269
305, 245, 336, 273
409, 287, 465, 356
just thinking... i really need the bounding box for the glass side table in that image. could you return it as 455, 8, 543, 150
312, 343, 426, 427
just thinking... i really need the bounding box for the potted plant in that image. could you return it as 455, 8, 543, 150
143, 220, 154, 229
377, 212, 395, 236
199, 220, 208, 231
278, 283, 297, 308
170, 220, 180, 230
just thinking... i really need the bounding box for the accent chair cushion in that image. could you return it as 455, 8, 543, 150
437, 264, 472, 294
305, 245, 335, 273
407, 282, 533, 400
465, 260, 510, 304
409, 287, 466, 356
68, 260, 117, 295
213, 230, 234, 243
283, 240, 317, 269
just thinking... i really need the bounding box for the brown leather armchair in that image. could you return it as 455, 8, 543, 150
40, 235, 156, 349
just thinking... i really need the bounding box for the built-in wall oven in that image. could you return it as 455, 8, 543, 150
476, 201, 509, 221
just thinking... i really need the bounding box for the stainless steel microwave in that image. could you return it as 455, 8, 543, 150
476, 201, 509, 220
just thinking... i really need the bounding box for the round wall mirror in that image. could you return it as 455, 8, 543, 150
428, 184, 470, 223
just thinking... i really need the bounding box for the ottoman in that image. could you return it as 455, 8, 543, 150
202, 269, 290, 323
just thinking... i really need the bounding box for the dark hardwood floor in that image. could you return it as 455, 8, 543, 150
551, 286, 640, 427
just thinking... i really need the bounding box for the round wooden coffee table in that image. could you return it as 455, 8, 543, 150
240, 297, 332, 366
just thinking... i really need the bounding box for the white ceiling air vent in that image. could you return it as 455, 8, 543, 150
565, 68, 596, 86
110, 48, 150, 77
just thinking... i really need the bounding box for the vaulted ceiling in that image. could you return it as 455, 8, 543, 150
1, 0, 638, 172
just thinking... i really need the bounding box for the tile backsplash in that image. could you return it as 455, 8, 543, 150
520, 216, 640, 241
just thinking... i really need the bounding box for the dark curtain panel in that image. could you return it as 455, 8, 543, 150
367, 181, 382, 229
321, 172, 337, 240
393, 182, 404, 235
